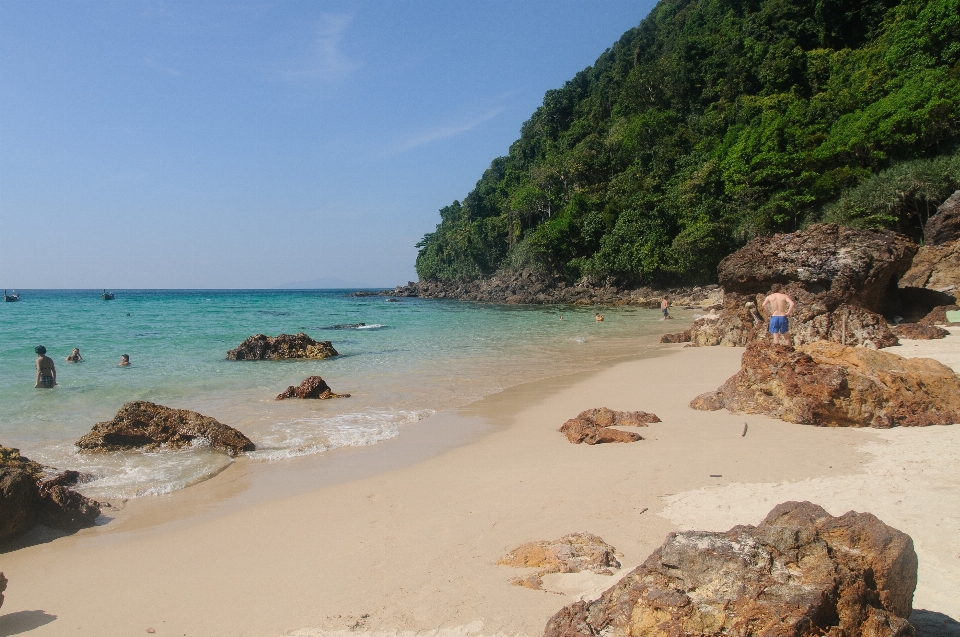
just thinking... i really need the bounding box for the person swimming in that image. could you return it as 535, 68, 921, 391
66, 347, 83, 362
595, 313, 604, 322
119, 354, 130, 366
35, 346, 57, 388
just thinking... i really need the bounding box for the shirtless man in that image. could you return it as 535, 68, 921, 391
762, 285, 796, 345
660, 297, 670, 320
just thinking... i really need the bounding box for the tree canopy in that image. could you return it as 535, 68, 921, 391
415, 0, 960, 285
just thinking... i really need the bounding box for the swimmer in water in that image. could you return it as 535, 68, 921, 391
595, 313, 604, 322
660, 297, 670, 320
35, 346, 57, 388
119, 354, 130, 366
66, 347, 83, 362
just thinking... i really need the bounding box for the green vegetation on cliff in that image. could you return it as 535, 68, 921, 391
415, 0, 960, 285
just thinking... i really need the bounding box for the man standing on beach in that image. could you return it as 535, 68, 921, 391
762, 285, 795, 345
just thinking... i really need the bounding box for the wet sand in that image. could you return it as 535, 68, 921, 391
1, 331, 958, 636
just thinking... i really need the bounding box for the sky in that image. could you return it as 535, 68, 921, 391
0, 0, 657, 288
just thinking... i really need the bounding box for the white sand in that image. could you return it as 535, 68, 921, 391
1, 332, 958, 636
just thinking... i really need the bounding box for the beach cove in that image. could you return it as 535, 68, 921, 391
2, 321, 958, 636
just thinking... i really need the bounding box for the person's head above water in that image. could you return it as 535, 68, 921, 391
120, 354, 130, 365
35, 345, 46, 356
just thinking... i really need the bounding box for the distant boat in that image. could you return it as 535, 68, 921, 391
3, 290, 20, 302
101, 290, 115, 300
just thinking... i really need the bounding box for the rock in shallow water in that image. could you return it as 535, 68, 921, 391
690, 341, 960, 428
276, 376, 351, 400
0, 446, 100, 542
75, 401, 254, 455
543, 501, 918, 637
226, 333, 339, 360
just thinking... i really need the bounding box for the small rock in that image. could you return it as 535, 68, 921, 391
559, 408, 659, 445
227, 333, 339, 360
276, 376, 351, 400
892, 323, 950, 340
498, 532, 620, 589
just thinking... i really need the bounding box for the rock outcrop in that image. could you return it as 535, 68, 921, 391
559, 408, 659, 444
924, 190, 960, 246
543, 501, 918, 637
276, 376, 351, 400
227, 333, 339, 360
76, 401, 255, 456
1, 446, 101, 542
899, 239, 960, 304
918, 304, 960, 326
498, 532, 621, 590
891, 323, 949, 340
690, 341, 960, 428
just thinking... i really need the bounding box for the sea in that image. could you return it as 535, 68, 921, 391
0, 289, 683, 500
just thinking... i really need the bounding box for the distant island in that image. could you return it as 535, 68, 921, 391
415, 0, 960, 288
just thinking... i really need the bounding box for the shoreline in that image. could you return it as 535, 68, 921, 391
1, 332, 958, 636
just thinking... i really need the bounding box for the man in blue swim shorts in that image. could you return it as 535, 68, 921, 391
762, 285, 796, 345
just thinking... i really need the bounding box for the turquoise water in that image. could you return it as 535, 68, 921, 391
0, 290, 680, 498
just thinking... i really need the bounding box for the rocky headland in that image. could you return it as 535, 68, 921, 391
0, 445, 101, 543
227, 333, 339, 361
76, 401, 255, 456
544, 501, 918, 637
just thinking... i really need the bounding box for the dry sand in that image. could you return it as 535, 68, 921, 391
1, 331, 958, 637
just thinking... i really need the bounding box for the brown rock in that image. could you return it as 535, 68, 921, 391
923, 190, 960, 246
543, 501, 918, 637
891, 323, 949, 339
660, 329, 691, 343
498, 532, 620, 589
0, 571, 6, 609
0, 446, 101, 542
718, 223, 917, 314
76, 401, 255, 455
276, 376, 351, 400
918, 304, 960, 326
899, 239, 960, 303
559, 408, 659, 444
227, 333, 339, 360
691, 341, 960, 428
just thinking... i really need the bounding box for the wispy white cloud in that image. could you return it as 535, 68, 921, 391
282, 14, 360, 81
143, 57, 181, 76
391, 107, 507, 154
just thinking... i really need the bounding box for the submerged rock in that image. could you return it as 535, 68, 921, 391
0, 445, 100, 542
227, 333, 339, 360
691, 341, 960, 428
498, 532, 621, 590
76, 401, 255, 456
543, 501, 918, 637
276, 376, 351, 400
559, 408, 659, 445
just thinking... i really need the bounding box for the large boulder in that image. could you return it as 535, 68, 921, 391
543, 501, 918, 637
923, 190, 960, 246
227, 333, 339, 360
559, 408, 659, 445
0, 446, 101, 542
76, 401, 255, 456
899, 239, 960, 304
498, 533, 621, 590
276, 376, 351, 400
718, 223, 917, 314
690, 341, 960, 428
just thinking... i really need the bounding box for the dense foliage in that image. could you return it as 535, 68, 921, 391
415, 0, 960, 285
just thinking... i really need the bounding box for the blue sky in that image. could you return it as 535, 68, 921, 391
1, 1, 656, 288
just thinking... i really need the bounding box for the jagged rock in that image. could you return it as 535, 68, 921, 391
899, 239, 960, 304
918, 304, 960, 326
0, 571, 5, 609
227, 333, 339, 360
76, 401, 255, 455
276, 376, 351, 400
544, 501, 918, 637
718, 223, 916, 314
924, 190, 960, 246
891, 323, 949, 340
686, 290, 898, 348
498, 532, 621, 590
690, 341, 960, 428
0, 446, 101, 542
660, 329, 691, 343
559, 408, 659, 444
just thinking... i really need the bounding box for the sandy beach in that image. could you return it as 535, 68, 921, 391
2, 330, 959, 637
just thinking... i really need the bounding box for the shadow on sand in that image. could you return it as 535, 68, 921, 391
0, 609, 58, 635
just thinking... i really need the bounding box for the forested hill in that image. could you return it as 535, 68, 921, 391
415, 0, 960, 287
